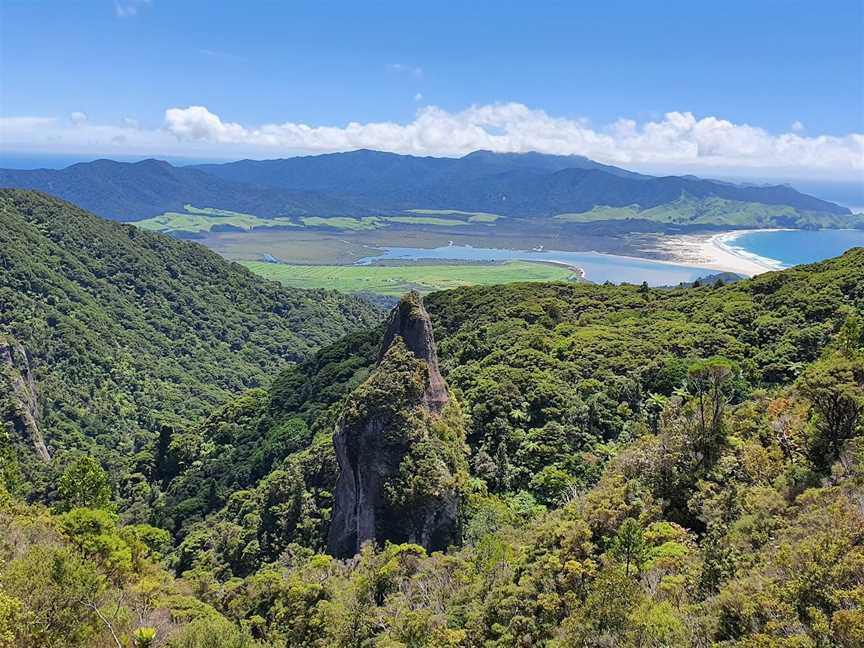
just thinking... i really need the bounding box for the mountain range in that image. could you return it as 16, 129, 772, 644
0, 149, 853, 225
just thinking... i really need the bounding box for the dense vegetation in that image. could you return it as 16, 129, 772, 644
0, 190, 380, 494
1, 190, 862, 646
1, 150, 852, 225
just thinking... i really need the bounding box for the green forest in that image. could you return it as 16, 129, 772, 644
1, 191, 863, 647
0, 190, 379, 497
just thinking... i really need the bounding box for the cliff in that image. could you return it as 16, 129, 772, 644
328, 292, 465, 557
1, 337, 50, 461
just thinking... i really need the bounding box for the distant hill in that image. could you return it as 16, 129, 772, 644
0, 190, 380, 475
192, 149, 648, 193
0, 150, 854, 226
0, 158, 366, 221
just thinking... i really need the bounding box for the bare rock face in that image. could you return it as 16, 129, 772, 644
0, 337, 50, 461
328, 292, 465, 558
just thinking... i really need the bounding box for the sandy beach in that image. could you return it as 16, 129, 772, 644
650, 230, 786, 277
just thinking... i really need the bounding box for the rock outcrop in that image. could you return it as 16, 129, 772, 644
376, 292, 449, 414
0, 337, 50, 461
328, 292, 465, 558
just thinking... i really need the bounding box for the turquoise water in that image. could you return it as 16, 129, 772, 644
725, 229, 864, 268
358, 245, 708, 286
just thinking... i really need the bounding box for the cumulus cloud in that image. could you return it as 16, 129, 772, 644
69, 111, 88, 126
2, 104, 861, 179
792, 120, 805, 132
115, 0, 150, 18
414, 93, 424, 102
161, 103, 864, 173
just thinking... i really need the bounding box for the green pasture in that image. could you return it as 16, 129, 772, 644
135, 206, 299, 233
242, 260, 580, 295
406, 209, 503, 222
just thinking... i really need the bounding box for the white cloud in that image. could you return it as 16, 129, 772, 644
2, 104, 861, 179
414, 93, 424, 102
115, 0, 150, 18
0, 114, 178, 153
122, 116, 140, 128
792, 120, 804, 132
0, 116, 57, 132
69, 111, 88, 126
161, 103, 864, 175
387, 63, 423, 79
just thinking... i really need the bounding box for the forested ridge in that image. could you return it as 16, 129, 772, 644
0, 190, 380, 490
1, 193, 863, 646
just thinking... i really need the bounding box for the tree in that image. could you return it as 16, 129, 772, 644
645, 392, 668, 434
837, 313, 863, 357
610, 517, 649, 577
494, 441, 512, 492
132, 628, 157, 648
0, 591, 24, 648
0, 431, 19, 495
57, 456, 112, 511
2, 545, 106, 648
797, 354, 864, 470
687, 357, 736, 467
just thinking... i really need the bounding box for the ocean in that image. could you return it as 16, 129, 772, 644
724, 229, 864, 269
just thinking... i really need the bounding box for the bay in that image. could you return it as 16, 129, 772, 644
358, 245, 708, 286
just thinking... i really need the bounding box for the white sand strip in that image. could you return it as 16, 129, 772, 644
651, 230, 786, 276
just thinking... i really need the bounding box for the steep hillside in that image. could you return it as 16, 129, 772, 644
0, 190, 380, 480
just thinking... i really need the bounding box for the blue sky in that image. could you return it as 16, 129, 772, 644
1, 0, 862, 180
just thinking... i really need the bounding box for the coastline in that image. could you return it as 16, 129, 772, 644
532, 259, 587, 279
649, 229, 787, 277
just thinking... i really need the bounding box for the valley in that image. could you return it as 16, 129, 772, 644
4, 149, 861, 297
2, 189, 862, 646
3, 2, 863, 645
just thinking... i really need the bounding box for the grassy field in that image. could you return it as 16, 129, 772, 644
136, 206, 299, 233
406, 209, 503, 222
136, 206, 507, 236
300, 216, 383, 230
554, 197, 803, 226
241, 260, 580, 295
385, 216, 470, 226
555, 206, 644, 222
302, 215, 489, 229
